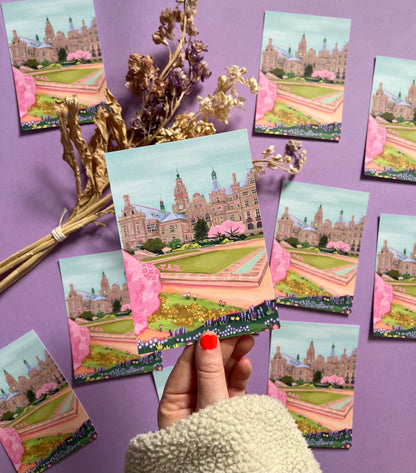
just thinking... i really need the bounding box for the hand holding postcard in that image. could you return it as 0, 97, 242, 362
0, 331, 96, 473
106, 130, 279, 355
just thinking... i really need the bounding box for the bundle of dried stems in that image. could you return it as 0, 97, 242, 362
0, 0, 306, 294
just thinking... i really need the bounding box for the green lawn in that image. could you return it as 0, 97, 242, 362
17, 393, 68, 427
276, 270, 332, 297
155, 247, 259, 274
265, 103, 317, 126
392, 283, 416, 296
387, 126, 416, 143
286, 390, 348, 405
88, 318, 134, 334
291, 252, 353, 270
162, 292, 240, 310
143, 249, 201, 262
286, 83, 338, 99
32, 67, 100, 84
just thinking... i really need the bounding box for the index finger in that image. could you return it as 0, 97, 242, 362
162, 343, 197, 395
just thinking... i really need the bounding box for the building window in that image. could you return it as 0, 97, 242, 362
254, 198, 258, 205
251, 189, 256, 194
242, 191, 249, 196
230, 214, 235, 221
170, 225, 174, 232
245, 201, 249, 207
256, 209, 261, 217
131, 210, 134, 215
123, 227, 127, 236
246, 211, 251, 218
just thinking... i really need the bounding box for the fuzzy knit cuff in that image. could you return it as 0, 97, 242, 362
124, 394, 321, 473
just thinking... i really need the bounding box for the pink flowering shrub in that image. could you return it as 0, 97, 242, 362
312, 69, 335, 81
373, 273, 394, 324
270, 240, 291, 285
267, 379, 287, 407
0, 427, 24, 470
255, 71, 278, 121
365, 114, 387, 164
123, 251, 162, 335
67, 50, 92, 62
36, 382, 57, 399
326, 241, 350, 253
12, 66, 37, 118
321, 375, 345, 386
68, 318, 91, 370
121, 303, 131, 311
208, 220, 245, 239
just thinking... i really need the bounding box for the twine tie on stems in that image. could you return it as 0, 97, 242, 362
51, 209, 68, 243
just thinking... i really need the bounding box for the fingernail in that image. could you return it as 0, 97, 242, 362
200, 332, 218, 350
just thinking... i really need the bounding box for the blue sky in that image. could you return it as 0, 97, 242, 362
106, 130, 254, 220
59, 251, 127, 305
261, 11, 351, 56
377, 214, 416, 254
2, 0, 96, 44
269, 321, 359, 361
276, 181, 369, 228
0, 331, 53, 394
371, 56, 416, 102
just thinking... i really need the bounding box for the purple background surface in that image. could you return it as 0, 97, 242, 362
0, 1, 415, 472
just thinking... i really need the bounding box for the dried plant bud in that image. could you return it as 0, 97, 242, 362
126, 54, 159, 97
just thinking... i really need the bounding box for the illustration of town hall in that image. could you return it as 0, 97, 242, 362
9, 15, 101, 66
261, 33, 348, 81
276, 204, 365, 255
376, 240, 416, 277
371, 80, 416, 121
119, 168, 263, 250
269, 340, 357, 388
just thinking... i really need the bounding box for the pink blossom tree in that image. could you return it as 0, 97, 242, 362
208, 220, 245, 239
365, 114, 387, 164
67, 50, 92, 62
326, 241, 350, 253
270, 240, 291, 285
123, 251, 162, 335
0, 427, 24, 470
36, 382, 57, 399
321, 374, 345, 387
12, 66, 37, 118
267, 379, 287, 407
255, 71, 278, 121
68, 318, 91, 370
311, 69, 336, 81
373, 273, 394, 324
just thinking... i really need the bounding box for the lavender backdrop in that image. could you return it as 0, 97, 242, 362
0, 1, 415, 472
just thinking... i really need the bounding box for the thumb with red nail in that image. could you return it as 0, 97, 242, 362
158, 331, 254, 430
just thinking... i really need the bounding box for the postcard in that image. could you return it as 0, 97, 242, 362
106, 130, 280, 355
271, 181, 369, 314
254, 11, 351, 141
373, 214, 416, 339
59, 250, 162, 382
268, 321, 359, 448
0, 331, 97, 473
1, 0, 107, 131
363, 56, 416, 182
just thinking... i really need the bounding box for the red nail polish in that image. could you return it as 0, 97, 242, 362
200, 333, 218, 350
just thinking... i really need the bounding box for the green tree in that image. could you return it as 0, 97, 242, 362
26, 389, 36, 404
280, 375, 294, 386
318, 235, 329, 248
313, 370, 323, 385
58, 47, 67, 63
271, 67, 284, 78
1, 410, 14, 421
167, 238, 183, 250
387, 269, 401, 280
381, 112, 394, 123
287, 72, 296, 78
14, 406, 24, 416
304, 64, 313, 78
301, 241, 310, 248
413, 111, 416, 124
193, 218, 209, 242
79, 310, 95, 321
286, 237, 300, 247
41, 60, 50, 67
24, 59, 39, 69
112, 299, 121, 314
142, 238, 165, 254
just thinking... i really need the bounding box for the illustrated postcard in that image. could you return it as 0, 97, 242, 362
59, 250, 162, 383
0, 331, 97, 473
373, 214, 416, 339
255, 11, 351, 141
106, 129, 280, 355
1, 0, 107, 131
363, 56, 416, 183
271, 181, 369, 314
268, 321, 359, 448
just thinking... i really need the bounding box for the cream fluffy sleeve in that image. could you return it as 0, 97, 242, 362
124, 394, 322, 473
